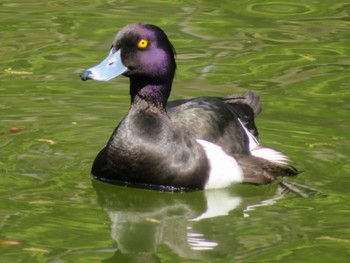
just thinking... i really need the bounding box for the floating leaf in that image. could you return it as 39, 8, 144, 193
36, 139, 56, 145
317, 236, 350, 243
307, 142, 333, 148
298, 54, 316, 62
145, 217, 161, 224
4, 67, 33, 75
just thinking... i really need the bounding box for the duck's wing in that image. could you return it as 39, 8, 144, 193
167, 91, 261, 141
222, 91, 261, 139
222, 91, 262, 117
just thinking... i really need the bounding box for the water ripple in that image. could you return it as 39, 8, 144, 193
247, 2, 313, 16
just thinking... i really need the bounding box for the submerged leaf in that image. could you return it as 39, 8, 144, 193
0, 240, 23, 245
10, 127, 21, 133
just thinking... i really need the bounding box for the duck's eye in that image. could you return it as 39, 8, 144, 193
137, 39, 149, 49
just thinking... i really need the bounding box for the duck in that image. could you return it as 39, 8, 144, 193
80, 23, 298, 191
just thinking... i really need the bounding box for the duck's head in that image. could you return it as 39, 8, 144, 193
80, 23, 176, 84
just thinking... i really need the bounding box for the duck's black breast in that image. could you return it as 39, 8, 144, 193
91, 101, 211, 190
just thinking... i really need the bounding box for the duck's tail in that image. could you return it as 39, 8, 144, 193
235, 146, 299, 185
232, 105, 299, 184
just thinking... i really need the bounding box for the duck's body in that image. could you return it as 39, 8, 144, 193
81, 23, 298, 191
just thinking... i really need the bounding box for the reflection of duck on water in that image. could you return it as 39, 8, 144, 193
93, 180, 322, 262
93, 179, 210, 257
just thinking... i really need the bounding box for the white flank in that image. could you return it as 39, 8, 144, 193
238, 118, 290, 166
196, 139, 243, 189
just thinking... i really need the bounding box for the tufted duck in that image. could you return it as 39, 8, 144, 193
80, 23, 298, 191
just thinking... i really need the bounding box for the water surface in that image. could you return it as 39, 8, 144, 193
1, 0, 350, 262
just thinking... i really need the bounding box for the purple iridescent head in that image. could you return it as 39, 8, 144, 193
80, 23, 176, 83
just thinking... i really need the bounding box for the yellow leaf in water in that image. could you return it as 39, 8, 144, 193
308, 142, 333, 148
145, 217, 161, 224
4, 67, 33, 75
298, 54, 316, 62
317, 236, 350, 243
36, 139, 56, 145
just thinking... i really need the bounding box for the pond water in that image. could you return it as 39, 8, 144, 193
1, 0, 350, 262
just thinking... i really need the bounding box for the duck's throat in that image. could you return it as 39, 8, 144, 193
130, 78, 172, 109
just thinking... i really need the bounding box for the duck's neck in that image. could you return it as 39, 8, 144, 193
129, 77, 172, 110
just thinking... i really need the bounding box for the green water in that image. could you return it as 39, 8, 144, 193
1, 0, 350, 262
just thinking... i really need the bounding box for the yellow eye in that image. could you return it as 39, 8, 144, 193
137, 39, 149, 49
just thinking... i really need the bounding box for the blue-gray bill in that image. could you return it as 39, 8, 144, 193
80, 49, 127, 81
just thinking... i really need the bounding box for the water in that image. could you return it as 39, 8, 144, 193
1, 0, 350, 262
